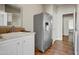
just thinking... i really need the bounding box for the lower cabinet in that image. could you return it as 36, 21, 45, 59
0, 35, 34, 55
22, 36, 34, 55
0, 40, 20, 55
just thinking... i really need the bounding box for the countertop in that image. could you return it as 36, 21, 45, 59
0, 32, 35, 44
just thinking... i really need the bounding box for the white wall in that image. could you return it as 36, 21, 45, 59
21, 4, 43, 32
52, 5, 58, 42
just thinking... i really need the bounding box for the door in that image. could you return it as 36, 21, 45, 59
0, 40, 20, 55
22, 36, 34, 55
62, 14, 74, 43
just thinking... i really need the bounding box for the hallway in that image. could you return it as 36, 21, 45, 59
35, 36, 74, 55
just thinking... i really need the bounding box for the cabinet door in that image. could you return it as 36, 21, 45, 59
22, 36, 34, 55
0, 12, 7, 26
0, 40, 20, 55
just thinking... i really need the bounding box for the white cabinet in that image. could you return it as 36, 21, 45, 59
0, 12, 7, 26
0, 40, 20, 55
0, 33, 35, 55
22, 36, 34, 55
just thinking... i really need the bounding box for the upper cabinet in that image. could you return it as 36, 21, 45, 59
0, 4, 5, 12
0, 5, 7, 26
0, 4, 22, 26
0, 12, 7, 26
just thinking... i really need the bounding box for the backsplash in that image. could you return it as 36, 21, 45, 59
0, 26, 25, 34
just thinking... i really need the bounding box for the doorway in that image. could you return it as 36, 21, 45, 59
62, 13, 74, 43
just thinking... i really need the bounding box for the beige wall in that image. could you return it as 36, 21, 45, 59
22, 4, 43, 31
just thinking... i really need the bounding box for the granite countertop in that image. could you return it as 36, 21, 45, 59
0, 32, 35, 44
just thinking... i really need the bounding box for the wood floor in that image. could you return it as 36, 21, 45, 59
35, 36, 74, 55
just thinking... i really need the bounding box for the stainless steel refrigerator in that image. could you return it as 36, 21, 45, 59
34, 12, 52, 52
